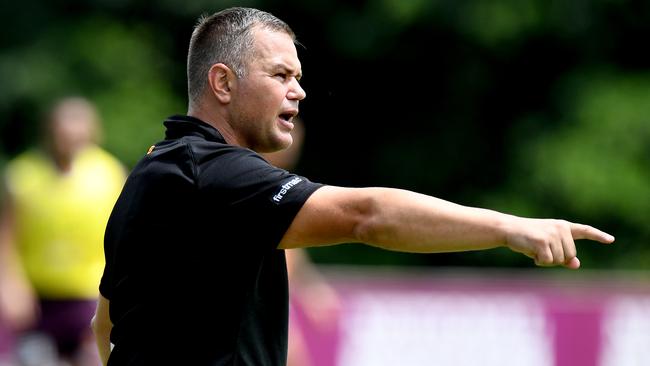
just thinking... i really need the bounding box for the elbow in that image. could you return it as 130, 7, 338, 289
90, 315, 99, 335
90, 314, 111, 336
90, 315, 101, 334
352, 220, 372, 245
351, 189, 382, 245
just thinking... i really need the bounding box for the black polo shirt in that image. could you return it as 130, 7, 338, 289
99, 115, 323, 365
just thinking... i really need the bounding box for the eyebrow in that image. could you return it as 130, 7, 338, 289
272, 64, 302, 80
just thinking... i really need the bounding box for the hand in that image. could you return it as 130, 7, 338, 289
504, 218, 615, 269
0, 277, 39, 331
296, 282, 341, 330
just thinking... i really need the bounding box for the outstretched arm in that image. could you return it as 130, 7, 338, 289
279, 186, 614, 268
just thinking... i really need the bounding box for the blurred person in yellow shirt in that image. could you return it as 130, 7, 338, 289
0, 97, 126, 366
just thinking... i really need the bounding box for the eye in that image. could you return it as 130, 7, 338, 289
274, 73, 288, 81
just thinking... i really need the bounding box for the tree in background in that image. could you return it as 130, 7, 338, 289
0, 0, 648, 269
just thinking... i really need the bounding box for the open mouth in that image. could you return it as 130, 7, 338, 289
279, 113, 294, 122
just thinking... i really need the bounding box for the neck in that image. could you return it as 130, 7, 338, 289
50, 151, 74, 174
188, 103, 245, 148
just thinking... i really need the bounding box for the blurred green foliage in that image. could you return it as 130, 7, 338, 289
0, 16, 184, 167
484, 69, 650, 268
0, 0, 648, 269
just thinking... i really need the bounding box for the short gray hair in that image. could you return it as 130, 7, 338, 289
187, 7, 296, 104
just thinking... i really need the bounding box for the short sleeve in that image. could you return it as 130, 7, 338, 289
198, 147, 323, 249
99, 265, 112, 299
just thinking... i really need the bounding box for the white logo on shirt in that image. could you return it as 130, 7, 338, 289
272, 177, 303, 203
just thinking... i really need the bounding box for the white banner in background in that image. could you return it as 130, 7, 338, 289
336, 292, 553, 366
600, 296, 650, 366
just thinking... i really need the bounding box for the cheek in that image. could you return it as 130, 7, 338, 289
236, 82, 287, 123
250, 82, 286, 106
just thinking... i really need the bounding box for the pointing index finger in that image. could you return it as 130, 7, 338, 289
570, 223, 615, 243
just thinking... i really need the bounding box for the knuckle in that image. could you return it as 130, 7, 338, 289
535, 251, 553, 265
566, 247, 577, 258
551, 245, 564, 264
565, 251, 577, 262
532, 235, 549, 247
553, 219, 570, 233
583, 225, 596, 234
561, 221, 572, 232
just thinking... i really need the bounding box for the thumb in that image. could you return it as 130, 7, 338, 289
564, 256, 581, 270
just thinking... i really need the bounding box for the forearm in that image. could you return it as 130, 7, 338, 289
0, 202, 16, 278
0, 200, 39, 330
355, 188, 511, 253
95, 328, 111, 365
91, 295, 112, 366
282, 185, 613, 267
96, 328, 111, 366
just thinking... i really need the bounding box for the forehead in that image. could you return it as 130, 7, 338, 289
249, 27, 301, 71
51, 102, 95, 126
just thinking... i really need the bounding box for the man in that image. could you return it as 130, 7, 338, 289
0, 97, 125, 366
92, 7, 614, 366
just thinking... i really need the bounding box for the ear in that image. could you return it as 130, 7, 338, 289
207, 63, 235, 103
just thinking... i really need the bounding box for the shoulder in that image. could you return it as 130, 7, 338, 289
194, 142, 277, 182
3, 148, 50, 195
184, 137, 272, 178
78, 146, 126, 176
81, 146, 122, 164
4, 149, 49, 187
122, 136, 237, 189
64, 147, 127, 191
6, 149, 46, 171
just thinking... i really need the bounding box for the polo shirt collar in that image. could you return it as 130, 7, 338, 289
164, 115, 226, 143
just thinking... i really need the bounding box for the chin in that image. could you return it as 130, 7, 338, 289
273, 134, 294, 151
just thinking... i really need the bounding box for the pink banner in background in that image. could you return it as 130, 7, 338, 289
292, 268, 650, 366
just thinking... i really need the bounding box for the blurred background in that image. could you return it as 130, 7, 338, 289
0, 0, 648, 365
1, 0, 649, 268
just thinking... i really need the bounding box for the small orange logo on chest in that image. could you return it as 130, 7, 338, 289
147, 145, 156, 155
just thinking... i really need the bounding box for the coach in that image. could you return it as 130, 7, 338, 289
92, 7, 614, 366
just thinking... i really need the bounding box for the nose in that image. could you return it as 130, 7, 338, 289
288, 78, 306, 101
